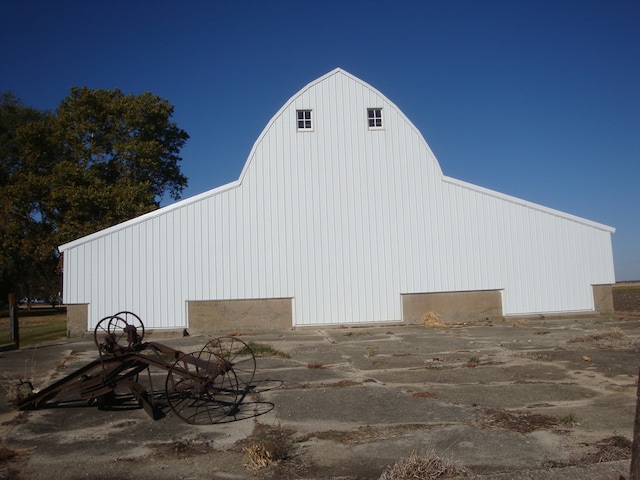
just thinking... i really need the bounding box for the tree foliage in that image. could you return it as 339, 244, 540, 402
0, 88, 189, 305
0, 92, 54, 305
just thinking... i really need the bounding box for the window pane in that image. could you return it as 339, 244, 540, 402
297, 110, 312, 130
368, 109, 382, 129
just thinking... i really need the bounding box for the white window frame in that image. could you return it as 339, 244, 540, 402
297, 109, 313, 131
367, 108, 383, 130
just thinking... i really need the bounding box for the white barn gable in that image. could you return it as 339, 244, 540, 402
60, 68, 616, 332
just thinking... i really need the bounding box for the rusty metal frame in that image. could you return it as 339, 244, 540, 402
16, 312, 256, 424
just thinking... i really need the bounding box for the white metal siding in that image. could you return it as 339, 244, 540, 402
60, 68, 615, 329
439, 179, 614, 314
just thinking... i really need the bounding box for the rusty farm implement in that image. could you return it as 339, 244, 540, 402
15, 312, 257, 424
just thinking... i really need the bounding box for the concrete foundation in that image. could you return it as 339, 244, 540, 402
402, 289, 503, 325
66, 304, 89, 337
593, 284, 614, 314
187, 298, 292, 334
65, 285, 614, 337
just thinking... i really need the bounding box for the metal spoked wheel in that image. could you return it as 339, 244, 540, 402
94, 313, 145, 354
200, 337, 256, 393
165, 349, 241, 424
112, 311, 144, 334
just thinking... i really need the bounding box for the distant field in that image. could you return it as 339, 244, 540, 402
612, 282, 640, 314
0, 307, 67, 347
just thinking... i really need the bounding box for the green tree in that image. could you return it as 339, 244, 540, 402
0, 88, 189, 306
0, 92, 55, 306
22, 87, 189, 243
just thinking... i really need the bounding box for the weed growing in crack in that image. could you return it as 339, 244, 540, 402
379, 450, 471, 479
242, 343, 290, 358
558, 413, 579, 427
533, 353, 553, 361
366, 346, 379, 357
241, 422, 301, 473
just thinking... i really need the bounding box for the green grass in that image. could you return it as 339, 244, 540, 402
558, 413, 578, 426
0, 308, 67, 347
533, 353, 553, 361
243, 343, 290, 358
366, 346, 379, 357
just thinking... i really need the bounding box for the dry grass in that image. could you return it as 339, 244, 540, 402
565, 327, 638, 349
412, 391, 438, 398
0, 444, 30, 463
279, 379, 362, 390
314, 424, 429, 445
558, 413, 579, 427
146, 440, 214, 459
379, 450, 470, 479
421, 311, 447, 328
567, 328, 624, 344
4, 379, 35, 404
324, 379, 360, 388
242, 343, 290, 358
474, 407, 560, 433
241, 423, 296, 471
545, 435, 632, 468
366, 345, 379, 356
0, 355, 39, 406
0, 443, 31, 480
582, 435, 632, 463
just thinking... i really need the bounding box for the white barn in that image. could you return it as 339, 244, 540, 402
60, 68, 616, 334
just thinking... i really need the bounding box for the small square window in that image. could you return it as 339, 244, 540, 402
297, 110, 313, 131
368, 108, 383, 129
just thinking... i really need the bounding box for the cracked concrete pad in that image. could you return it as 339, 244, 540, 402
1, 315, 638, 479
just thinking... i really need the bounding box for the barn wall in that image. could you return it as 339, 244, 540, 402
439, 179, 616, 315
60, 68, 616, 332
259, 70, 445, 325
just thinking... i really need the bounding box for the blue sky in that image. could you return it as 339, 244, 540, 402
3, 1, 639, 281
